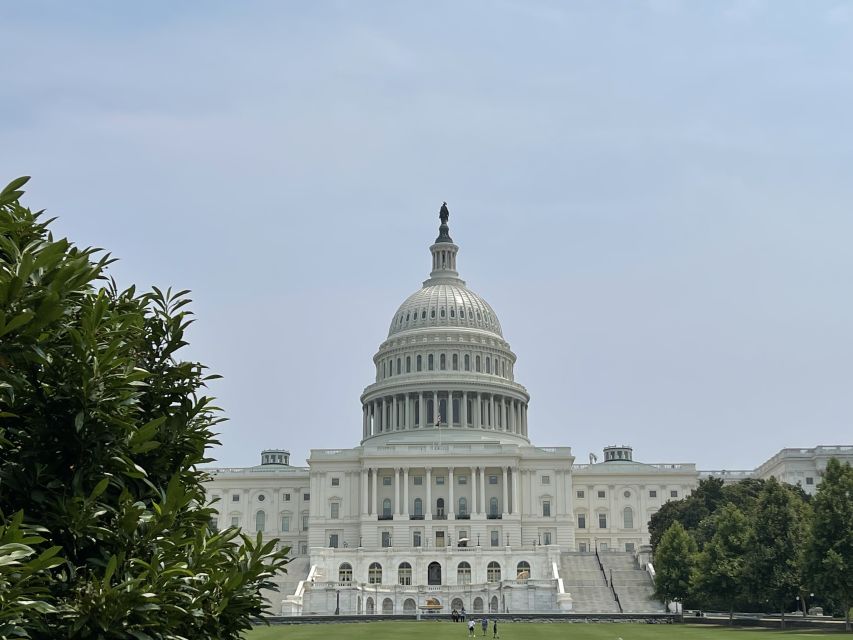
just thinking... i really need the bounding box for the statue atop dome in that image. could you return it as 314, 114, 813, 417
436, 201, 453, 243
439, 201, 449, 224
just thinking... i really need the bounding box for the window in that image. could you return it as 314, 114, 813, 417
209, 517, 218, 531
232, 494, 240, 502
436, 476, 445, 485
440, 308, 446, 318
255, 510, 265, 532
623, 506, 633, 529
649, 490, 657, 498
452, 354, 458, 370
382, 499, 392, 517
399, 562, 412, 585
413, 530, 422, 547
302, 514, 309, 530
517, 561, 531, 580
489, 497, 499, 516
458, 476, 467, 485
281, 515, 291, 532
368, 562, 382, 584
543, 531, 552, 545
579, 543, 588, 552
597, 490, 606, 498
331, 477, 340, 487
428, 354, 434, 370
458, 562, 471, 584
450, 307, 455, 318
339, 563, 352, 583
542, 500, 551, 517
458, 497, 467, 516
485, 357, 491, 373
440, 354, 446, 370
258, 494, 266, 502
284, 493, 291, 501
577, 513, 586, 529
396, 358, 401, 374
381, 531, 391, 548
541, 475, 550, 485
299, 542, 308, 555
430, 309, 435, 318
623, 490, 631, 498
476, 356, 481, 372
383, 476, 392, 486
464, 354, 470, 371
599, 513, 607, 529
625, 542, 635, 552
436, 498, 445, 517
488, 475, 498, 485
576, 490, 585, 498
490, 530, 499, 547
670, 490, 678, 498
806, 477, 814, 485
231, 516, 239, 527
329, 533, 339, 548
414, 498, 423, 517
416, 355, 422, 371
304, 493, 310, 501
487, 561, 501, 582
330, 503, 340, 519
413, 476, 423, 486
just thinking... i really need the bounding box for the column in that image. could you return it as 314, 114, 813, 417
512, 467, 519, 515
371, 468, 378, 516
381, 398, 387, 432
426, 467, 433, 519
479, 467, 486, 515
471, 465, 478, 514
362, 406, 368, 439
462, 391, 468, 427
522, 404, 527, 435
361, 468, 369, 515
502, 467, 509, 514
403, 467, 410, 516
448, 467, 455, 518
405, 395, 411, 429
490, 395, 496, 429
394, 468, 400, 516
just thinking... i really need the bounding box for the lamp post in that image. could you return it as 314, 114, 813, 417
335, 588, 340, 615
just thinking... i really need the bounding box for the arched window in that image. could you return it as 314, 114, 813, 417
440, 354, 446, 370
486, 357, 491, 373
414, 498, 423, 516
428, 561, 442, 585
436, 498, 445, 517
366, 597, 375, 614
452, 353, 458, 370
255, 510, 265, 532
473, 596, 484, 613
416, 355, 422, 371
383, 498, 392, 517
339, 563, 353, 583
623, 506, 634, 529
382, 598, 394, 614
489, 497, 499, 516
457, 561, 471, 584
464, 354, 470, 371
406, 356, 411, 373
516, 561, 531, 580
396, 358, 401, 375
403, 598, 417, 613
487, 561, 501, 582
428, 354, 434, 371
398, 562, 412, 585
490, 595, 499, 613
368, 562, 382, 584
458, 497, 467, 516
476, 356, 481, 372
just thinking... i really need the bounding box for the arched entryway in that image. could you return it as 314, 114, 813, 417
403, 598, 417, 613
451, 597, 464, 611
489, 596, 499, 613
428, 561, 442, 585
366, 597, 375, 614
473, 597, 484, 613
382, 598, 394, 614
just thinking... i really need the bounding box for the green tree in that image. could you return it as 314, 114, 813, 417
0, 177, 289, 639
742, 477, 808, 629
804, 458, 853, 631
654, 521, 697, 615
692, 503, 749, 622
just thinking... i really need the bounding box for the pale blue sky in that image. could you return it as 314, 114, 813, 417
2, 1, 851, 470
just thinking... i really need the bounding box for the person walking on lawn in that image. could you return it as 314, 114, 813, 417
467, 619, 475, 638
481, 617, 488, 636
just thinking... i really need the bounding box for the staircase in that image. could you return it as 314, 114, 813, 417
559, 553, 620, 613
598, 552, 664, 613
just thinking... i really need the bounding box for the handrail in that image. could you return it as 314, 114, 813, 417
608, 569, 624, 613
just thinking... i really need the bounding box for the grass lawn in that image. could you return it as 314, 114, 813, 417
244, 622, 844, 640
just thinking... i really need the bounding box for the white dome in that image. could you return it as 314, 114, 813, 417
388, 282, 503, 338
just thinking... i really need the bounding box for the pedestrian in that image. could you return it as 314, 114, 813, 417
481, 617, 488, 636
452, 609, 458, 623
461, 606, 466, 622
493, 619, 499, 639
467, 619, 475, 637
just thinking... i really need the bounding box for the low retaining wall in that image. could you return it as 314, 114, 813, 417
688, 615, 847, 632
258, 613, 677, 625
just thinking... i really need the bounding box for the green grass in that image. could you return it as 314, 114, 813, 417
244, 622, 843, 640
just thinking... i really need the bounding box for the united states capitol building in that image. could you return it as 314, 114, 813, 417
204, 205, 852, 616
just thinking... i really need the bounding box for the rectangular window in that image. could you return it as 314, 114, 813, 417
209, 517, 218, 530
577, 514, 586, 529
299, 542, 307, 555
303, 493, 310, 501
302, 515, 309, 530
281, 515, 290, 532
490, 530, 499, 547
806, 477, 814, 485
541, 475, 550, 485
543, 531, 552, 545
649, 490, 657, 498
489, 475, 498, 485
232, 494, 240, 502
382, 531, 391, 548
625, 542, 635, 552
428, 354, 434, 371
231, 516, 239, 527
383, 476, 392, 486
599, 513, 607, 529
284, 493, 291, 501
579, 542, 588, 552
597, 490, 606, 498
413, 476, 423, 485
542, 501, 551, 517
458, 476, 467, 485
436, 476, 445, 485
413, 531, 422, 547
576, 490, 585, 499
331, 477, 340, 487
670, 490, 678, 498
329, 534, 339, 548
330, 503, 340, 519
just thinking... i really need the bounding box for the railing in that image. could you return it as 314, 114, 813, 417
433, 514, 447, 520
409, 515, 424, 520
456, 514, 471, 520
487, 514, 502, 520
378, 515, 393, 521
609, 569, 624, 613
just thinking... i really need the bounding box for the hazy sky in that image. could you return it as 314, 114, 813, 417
2, 1, 851, 471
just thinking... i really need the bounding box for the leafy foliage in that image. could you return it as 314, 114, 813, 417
692, 503, 748, 619
0, 177, 289, 639
654, 521, 696, 606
